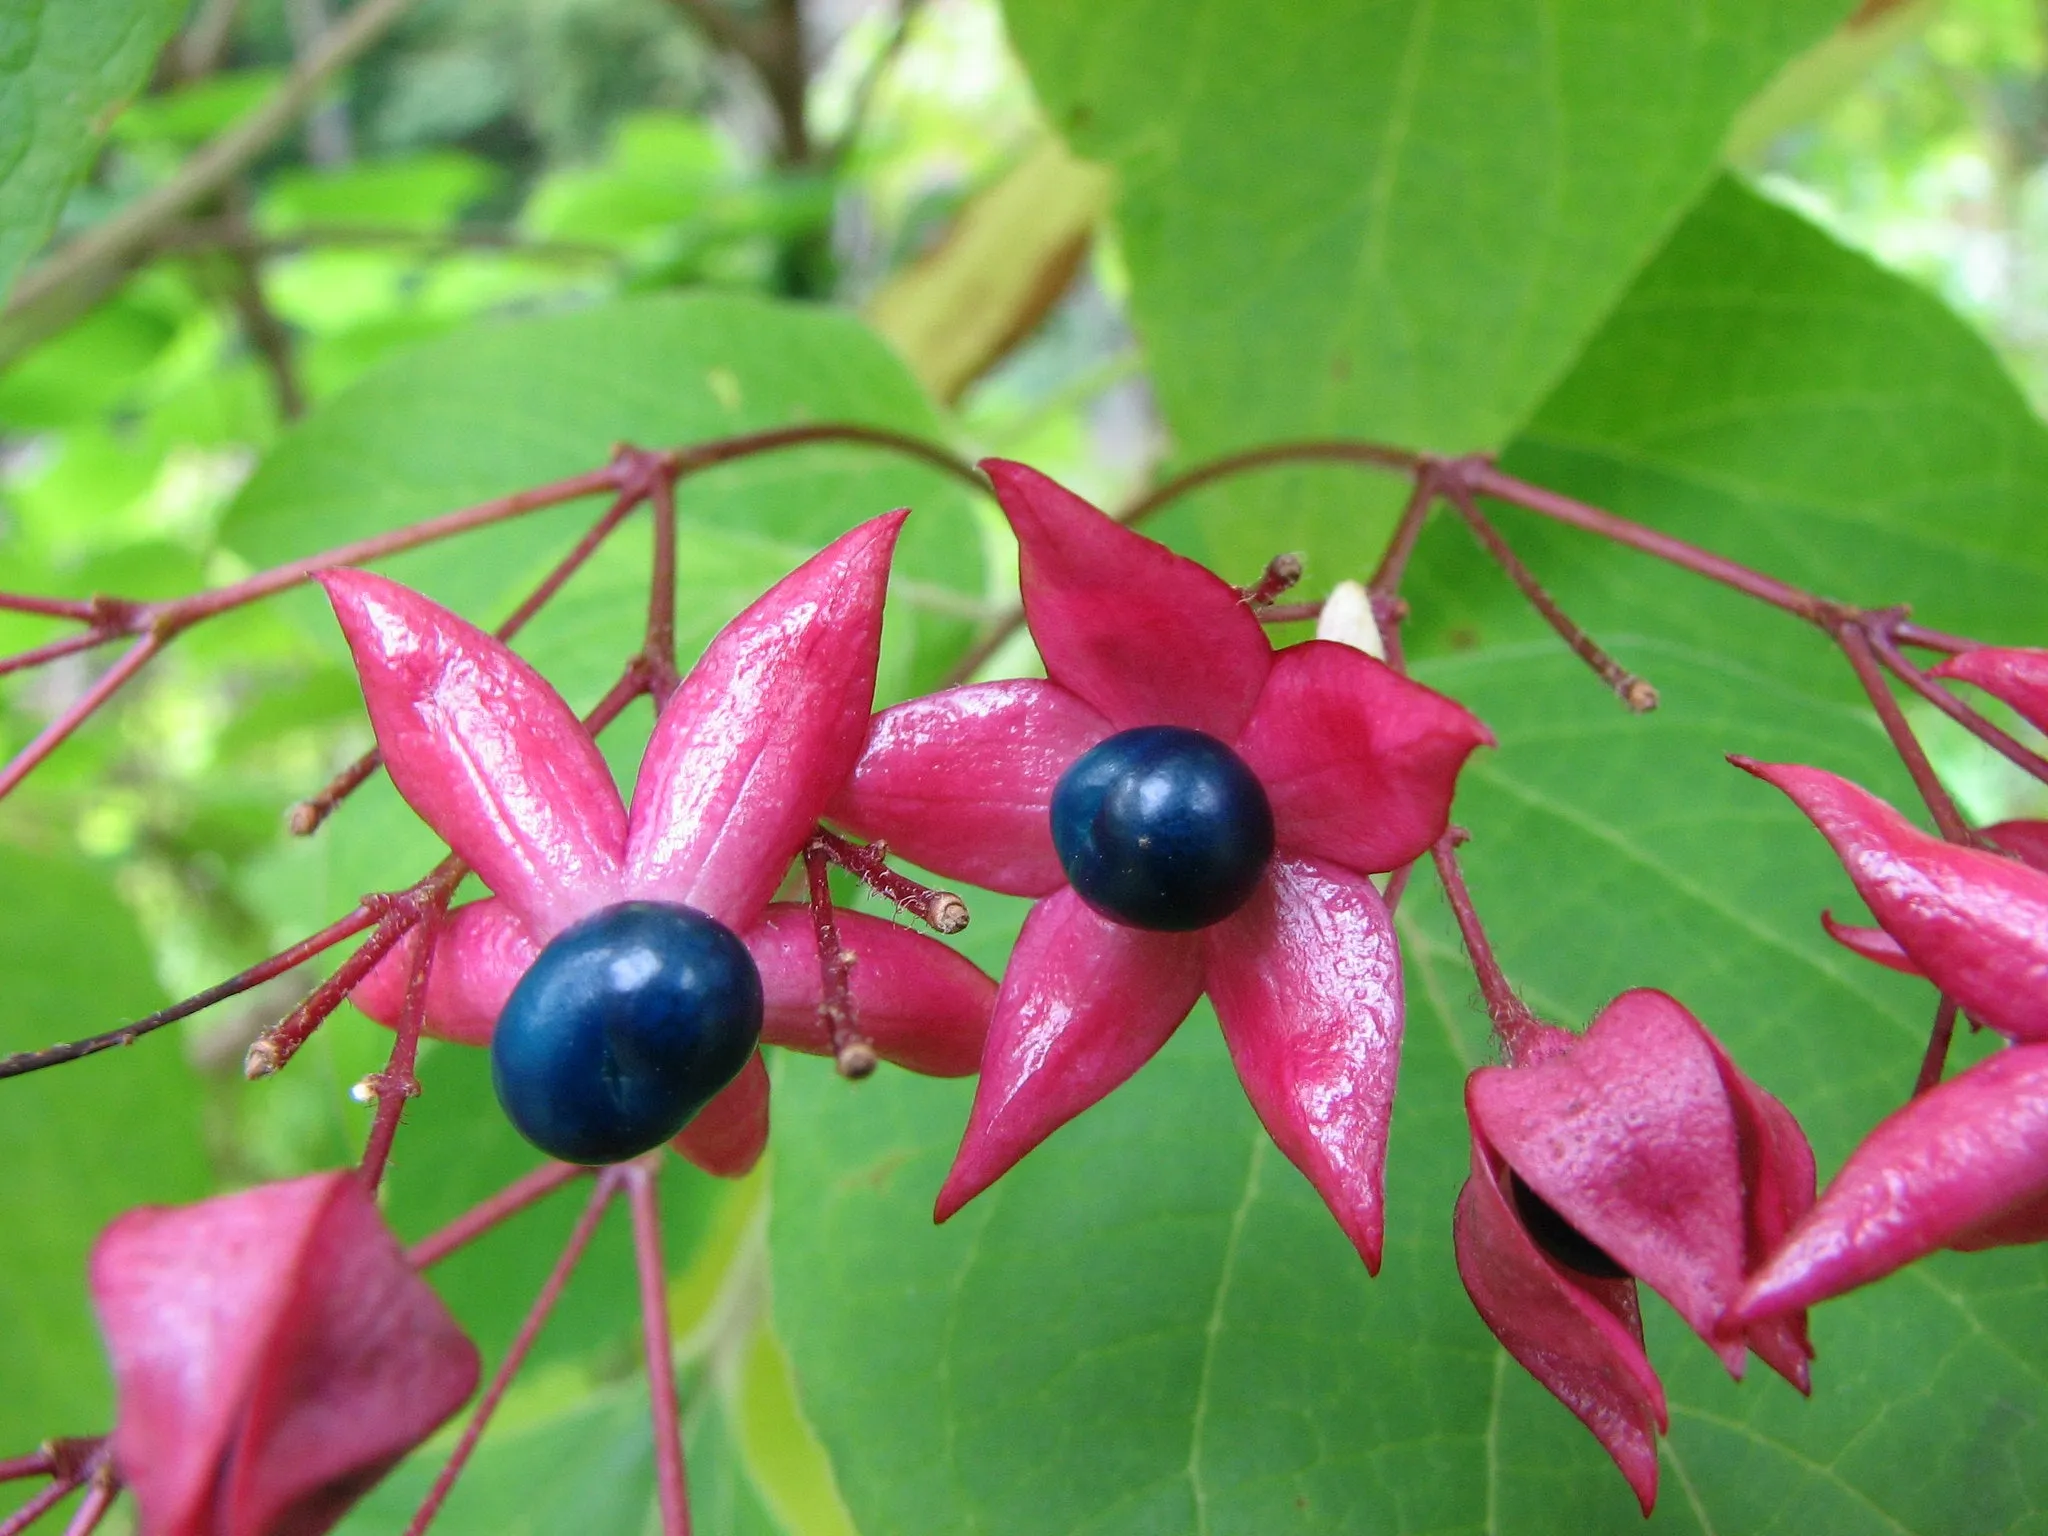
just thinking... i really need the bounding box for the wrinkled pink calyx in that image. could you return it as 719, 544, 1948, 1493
834, 460, 1492, 1269
92, 1171, 479, 1536
1455, 989, 1816, 1512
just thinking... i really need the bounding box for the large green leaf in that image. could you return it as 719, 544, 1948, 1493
998, 0, 1851, 579
0, 0, 187, 301
0, 846, 210, 1490
767, 185, 2048, 1531
220, 291, 988, 709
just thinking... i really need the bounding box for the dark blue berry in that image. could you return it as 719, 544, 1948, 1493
1511, 1173, 1629, 1280
490, 901, 763, 1165
1050, 725, 1275, 932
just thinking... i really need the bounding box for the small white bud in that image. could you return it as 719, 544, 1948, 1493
1315, 580, 1385, 660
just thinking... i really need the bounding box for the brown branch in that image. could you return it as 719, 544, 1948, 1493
1, 0, 426, 361
804, 842, 872, 1078
811, 828, 967, 932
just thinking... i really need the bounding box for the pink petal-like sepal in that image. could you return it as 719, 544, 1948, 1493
983, 459, 1273, 739
829, 680, 1109, 897
1455, 1136, 1666, 1516
1204, 857, 1403, 1272
671, 1050, 770, 1178
1470, 990, 1758, 1374
92, 1172, 480, 1536
350, 898, 539, 1045
1235, 640, 1495, 875
746, 904, 995, 1076
321, 570, 626, 939
1930, 646, 2048, 735
1819, 912, 1920, 976
1988, 819, 2048, 875
935, 887, 1205, 1221
1734, 1044, 2048, 1323
625, 512, 906, 931
1736, 758, 2048, 1040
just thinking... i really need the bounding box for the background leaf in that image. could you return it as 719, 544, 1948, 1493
0, 845, 209, 1515
767, 184, 2048, 1533
998, 0, 1853, 580
0, 0, 189, 302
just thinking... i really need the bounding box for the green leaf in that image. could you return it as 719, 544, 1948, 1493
0, 846, 210, 1476
998, 0, 1852, 580
220, 291, 987, 710
0, 0, 189, 302
767, 185, 2048, 1531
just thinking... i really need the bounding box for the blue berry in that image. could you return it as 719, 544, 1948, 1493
490, 901, 763, 1165
1050, 725, 1275, 932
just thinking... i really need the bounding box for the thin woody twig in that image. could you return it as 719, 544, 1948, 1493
358, 896, 448, 1191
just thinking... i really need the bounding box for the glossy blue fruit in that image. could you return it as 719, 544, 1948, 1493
490, 901, 763, 1165
1050, 725, 1275, 932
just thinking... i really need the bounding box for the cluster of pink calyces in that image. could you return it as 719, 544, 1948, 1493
4, 421, 2047, 1530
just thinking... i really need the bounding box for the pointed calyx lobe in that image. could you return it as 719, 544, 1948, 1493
1457, 990, 1815, 1511
92, 1172, 479, 1536
1735, 758, 2048, 1040
837, 461, 1489, 1263
1931, 645, 2048, 735
1736, 1044, 2048, 1322
326, 514, 994, 1171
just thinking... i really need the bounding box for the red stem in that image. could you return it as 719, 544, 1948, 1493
1367, 466, 1445, 597
0, 593, 98, 622
0, 904, 376, 1080
804, 842, 872, 1078
1428, 834, 1548, 1064
1446, 486, 1657, 712
0, 629, 126, 680
407, 1162, 591, 1270
1468, 464, 1833, 623
292, 483, 652, 835
811, 829, 968, 933
0, 1480, 78, 1536
0, 634, 160, 801
55, 1476, 114, 1536
1836, 620, 1975, 844
627, 1164, 692, 1536
404, 1172, 622, 1536
1914, 997, 1959, 1097
358, 898, 447, 1191
645, 477, 681, 706
1872, 633, 2048, 787
0, 1456, 52, 1487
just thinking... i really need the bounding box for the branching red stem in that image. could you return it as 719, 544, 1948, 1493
1836, 619, 1976, 845
0, 1480, 78, 1536
0, 634, 160, 801
1446, 487, 1657, 712
1367, 465, 1447, 598
810, 828, 968, 933
404, 1171, 622, 1536
358, 895, 448, 1190
645, 476, 682, 706
626, 1163, 692, 1536
407, 1161, 592, 1270
1871, 631, 2048, 787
